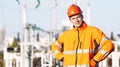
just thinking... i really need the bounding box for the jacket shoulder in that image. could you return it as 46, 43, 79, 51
87, 26, 102, 32
61, 28, 75, 36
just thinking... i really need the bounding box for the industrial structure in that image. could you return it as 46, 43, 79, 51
1, 0, 120, 67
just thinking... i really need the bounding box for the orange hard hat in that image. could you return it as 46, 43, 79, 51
67, 4, 83, 17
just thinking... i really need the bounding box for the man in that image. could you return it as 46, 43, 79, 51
51, 4, 114, 67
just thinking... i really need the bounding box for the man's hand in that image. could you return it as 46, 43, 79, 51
60, 57, 64, 62
90, 59, 97, 67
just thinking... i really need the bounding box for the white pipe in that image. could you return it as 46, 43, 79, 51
86, 2, 91, 25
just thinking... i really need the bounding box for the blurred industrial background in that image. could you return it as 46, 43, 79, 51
0, 0, 120, 67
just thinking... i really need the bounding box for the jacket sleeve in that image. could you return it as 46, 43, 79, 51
51, 34, 64, 60
92, 28, 114, 62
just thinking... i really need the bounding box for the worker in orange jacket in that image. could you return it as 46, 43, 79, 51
51, 4, 114, 67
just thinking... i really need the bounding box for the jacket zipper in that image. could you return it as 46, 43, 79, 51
75, 29, 81, 67
79, 42, 82, 49
77, 29, 81, 49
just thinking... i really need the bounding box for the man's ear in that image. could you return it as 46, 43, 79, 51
81, 15, 83, 19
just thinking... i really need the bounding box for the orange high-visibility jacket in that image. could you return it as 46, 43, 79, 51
52, 22, 114, 67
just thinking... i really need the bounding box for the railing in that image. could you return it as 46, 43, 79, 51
41, 54, 53, 67
41, 41, 120, 67
99, 41, 120, 67
40, 53, 62, 67
4, 41, 120, 67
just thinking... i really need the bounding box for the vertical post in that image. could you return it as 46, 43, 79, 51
112, 52, 119, 67
112, 41, 120, 67
30, 27, 35, 67
49, 0, 57, 51
21, 2, 26, 67
21, 0, 29, 67
51, 0, 57, 33
22, 0, 27, 43
86, 2, 91, 25
76, 0, 81, 5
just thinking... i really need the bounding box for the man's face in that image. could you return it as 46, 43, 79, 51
69, 14, 83, 28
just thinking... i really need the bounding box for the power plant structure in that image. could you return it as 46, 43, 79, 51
2, 0, 120, 67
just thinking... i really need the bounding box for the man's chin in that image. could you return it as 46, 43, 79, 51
74, 25, 80, 28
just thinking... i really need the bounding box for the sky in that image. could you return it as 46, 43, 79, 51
0, 0, 120, 40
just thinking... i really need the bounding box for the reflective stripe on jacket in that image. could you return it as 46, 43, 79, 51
51, 22, 114, 67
